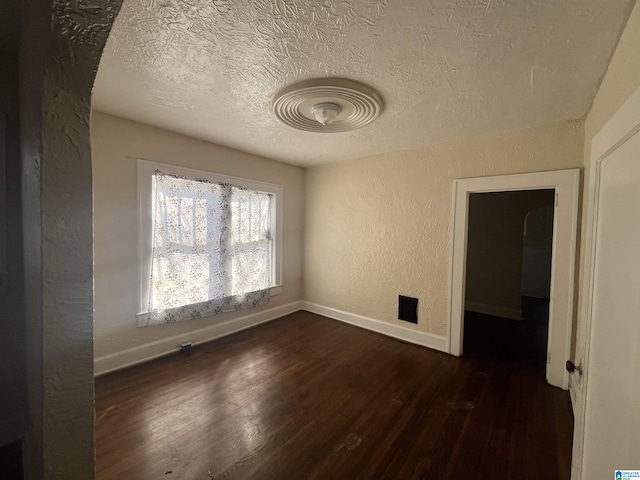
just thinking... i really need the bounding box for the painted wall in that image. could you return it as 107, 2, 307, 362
12, 0, 632, 477
304, 121, 584, 337
91, 111, 305, 360
576, 1, 640, 479
521, 205, 554, 299
465, 190, 554, 320
20, 1, 121, 477
0, 54, 26, 448
572, 0, 640, 396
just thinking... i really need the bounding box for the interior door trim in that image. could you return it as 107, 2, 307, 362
571, 84, 640, 480
448, 168, 580, 390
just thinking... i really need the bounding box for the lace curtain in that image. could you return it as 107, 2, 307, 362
148, 171, 272, 325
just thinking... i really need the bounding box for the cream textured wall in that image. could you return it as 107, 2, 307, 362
585, 0, 640, 145
92, 111, 305, 358
20, 1, 120, 476
304, 121, 584, 337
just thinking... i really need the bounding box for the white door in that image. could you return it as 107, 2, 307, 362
580, 122, 640, 478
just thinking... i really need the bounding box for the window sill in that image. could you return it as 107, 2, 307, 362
136, 285, 283, 327
270, 285, 283, 296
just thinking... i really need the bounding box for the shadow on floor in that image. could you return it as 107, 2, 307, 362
0, 441, 23, 480
464, 296, 550, 370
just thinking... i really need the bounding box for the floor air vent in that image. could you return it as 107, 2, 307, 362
398, 295, 418, 324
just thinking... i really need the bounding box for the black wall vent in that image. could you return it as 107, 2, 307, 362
398, 295, 418, 324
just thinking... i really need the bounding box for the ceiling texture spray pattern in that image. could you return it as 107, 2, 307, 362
93, 0, 634, 166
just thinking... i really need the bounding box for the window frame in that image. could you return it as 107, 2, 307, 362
136, 159, 283, 326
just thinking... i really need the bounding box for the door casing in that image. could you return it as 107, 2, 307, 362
448, 169, 580, 390
571, 85, 640, 480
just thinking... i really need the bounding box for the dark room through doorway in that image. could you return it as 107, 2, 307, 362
463, 189, 556, 371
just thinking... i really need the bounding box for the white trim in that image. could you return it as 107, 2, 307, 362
302, 302, 448, 353
136, 159, 283, 327
95, 300, 303, 376
591, 86, 640, 161
464, 301, 523, 321
448, 169, 580, 390
571, 85, 640, 480
98, 300, 451, 376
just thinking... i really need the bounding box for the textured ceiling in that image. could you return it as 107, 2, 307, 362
93, 0, 634, 166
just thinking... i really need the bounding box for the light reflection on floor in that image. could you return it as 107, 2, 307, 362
138, 347, 274, 475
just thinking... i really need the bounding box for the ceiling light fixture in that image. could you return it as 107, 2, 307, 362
272, 78, 384, 133
310, 103, 342, 126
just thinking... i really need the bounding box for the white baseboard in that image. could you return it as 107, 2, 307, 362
96, 300, 451, 376
94, 301, 303, 376
465, 301, 523, 321
521, 290, 550, 300
302, 302, 448, 353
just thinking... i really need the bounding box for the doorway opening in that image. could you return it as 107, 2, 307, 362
463, 189, 555, 371
448, 169, 580, 389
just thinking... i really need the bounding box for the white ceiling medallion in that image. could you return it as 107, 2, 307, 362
272, 78, 384, 133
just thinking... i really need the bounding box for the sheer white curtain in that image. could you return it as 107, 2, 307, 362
148, 171, 272, 325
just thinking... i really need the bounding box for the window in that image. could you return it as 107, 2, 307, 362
137, 160, 282, 326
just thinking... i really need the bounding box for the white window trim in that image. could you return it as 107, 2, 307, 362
136, 159, 283, 327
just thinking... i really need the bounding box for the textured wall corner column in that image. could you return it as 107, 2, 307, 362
20, 1, 122, 478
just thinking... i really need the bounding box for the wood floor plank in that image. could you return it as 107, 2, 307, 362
96, 311, 573, 480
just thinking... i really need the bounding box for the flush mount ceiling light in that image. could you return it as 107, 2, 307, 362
271, 78, 384, 133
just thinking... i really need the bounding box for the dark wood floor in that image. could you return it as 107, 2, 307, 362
95, 311, 573, 480
464, 296, 551, 369
0, 441, 23, 480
